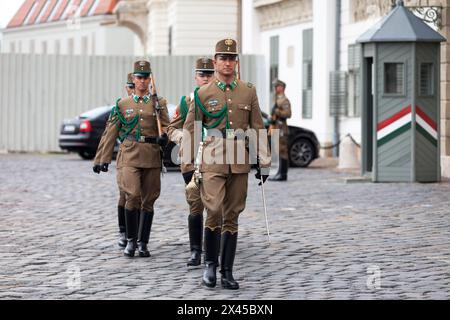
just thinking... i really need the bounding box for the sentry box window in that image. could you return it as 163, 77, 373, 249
384, 63, 405, 95
420, 63, 434, 97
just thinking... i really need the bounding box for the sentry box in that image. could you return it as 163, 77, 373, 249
357, 0, 446, 182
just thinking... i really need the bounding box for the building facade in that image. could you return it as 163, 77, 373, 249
1, 0, 138, 56
242, 0, 450, 177
113, 0, 239, 56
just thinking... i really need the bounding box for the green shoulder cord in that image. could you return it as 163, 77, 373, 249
193, 87, 230, 141
179, 96, 189, 122
110, 98, 142, 142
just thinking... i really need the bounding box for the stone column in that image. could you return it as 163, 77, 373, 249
438, 1, 450, 176
147, 0, 169, 56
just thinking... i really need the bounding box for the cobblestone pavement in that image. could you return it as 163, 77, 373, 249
1, 153, 450, 300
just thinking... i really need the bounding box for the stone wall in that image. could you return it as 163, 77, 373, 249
254, 0, 312, 30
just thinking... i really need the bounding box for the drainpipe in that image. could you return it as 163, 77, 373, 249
333, 0, 342, 157
237, 0, 242, 47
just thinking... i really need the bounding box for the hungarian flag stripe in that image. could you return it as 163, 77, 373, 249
377, 108, 412, 146
377, 105, 412, 131
416, 106, 437, 146
377, 105, 437, 147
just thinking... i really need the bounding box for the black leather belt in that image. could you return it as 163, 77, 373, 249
126, 134, 158, 144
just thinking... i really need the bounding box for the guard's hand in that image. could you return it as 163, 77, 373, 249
93, 164, 102, 174
255, 168, 269, 185
101, 163, 109, 172
157, 133, 168, 147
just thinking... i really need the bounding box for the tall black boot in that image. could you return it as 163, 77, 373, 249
137, 210, 154, 257
220, 231, 239, 290
202, 228, 221, 288
118, 206, 127, 248
124, 209, 138, 257
269, 158, 288, 181
281, 158, 289, 180
187, 214, 203, 267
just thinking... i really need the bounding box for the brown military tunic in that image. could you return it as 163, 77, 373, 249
272, 94, 292, 160
94, 94, 170, 212
183, 78, 270, 233
167, 93, 203, 216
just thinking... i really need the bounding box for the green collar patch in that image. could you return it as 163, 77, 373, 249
133, 94, 150, 104
215, 79, 238, 91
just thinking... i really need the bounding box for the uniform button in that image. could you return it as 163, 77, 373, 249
228, 99, 232, 102
230, 121, 233, 125
226, 88, 230, 91
141, 118, 143, 121
229, 110, 232, 113
245, 106, 248, 110
140, 109, 143, 112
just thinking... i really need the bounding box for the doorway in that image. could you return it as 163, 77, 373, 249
362, 57, 374, 174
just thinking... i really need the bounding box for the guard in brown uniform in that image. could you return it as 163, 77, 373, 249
93, 61, 170, 258
183, 39, 271, 289
94, 73, 139, 249
167, 57, 215, 267
269, 80, 292, 181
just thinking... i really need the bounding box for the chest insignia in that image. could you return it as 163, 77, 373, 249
208, 100, 219, 107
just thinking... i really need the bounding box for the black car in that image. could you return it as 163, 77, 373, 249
59, 105, 178, 168
59, 106, 113, 160
261, 112, 320, 167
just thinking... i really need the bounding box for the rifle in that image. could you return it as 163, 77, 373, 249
149, 71, 167, 174
149, 72, 164, 137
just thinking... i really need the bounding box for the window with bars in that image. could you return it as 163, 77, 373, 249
330, 71, 348, 117
419, 63, 434, 96
302, 29, 313, 119
347, 44, 361, 117
384, 63, 404, 95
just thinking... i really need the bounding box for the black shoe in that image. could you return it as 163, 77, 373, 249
203, 262, 217, 288
187, 214, 203, 267
137, 210, 154, 257
123, 209, 138, 257
221, 271, 239, 290
138, 242, 151, 257
187, 249, 201, 267
220, 232, 239, 290
269, 158, 288, 181
118, 232, 127, 248
202, 228, 221, 288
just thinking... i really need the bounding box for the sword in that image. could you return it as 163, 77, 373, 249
259, 175, 271, 244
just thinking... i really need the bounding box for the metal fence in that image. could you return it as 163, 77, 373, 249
0, 53, 266, 152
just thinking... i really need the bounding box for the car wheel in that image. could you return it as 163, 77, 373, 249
78, 150, 96, 160
289, 138, 314, 168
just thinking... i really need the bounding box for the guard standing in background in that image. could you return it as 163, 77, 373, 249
269, 80, 291, 181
